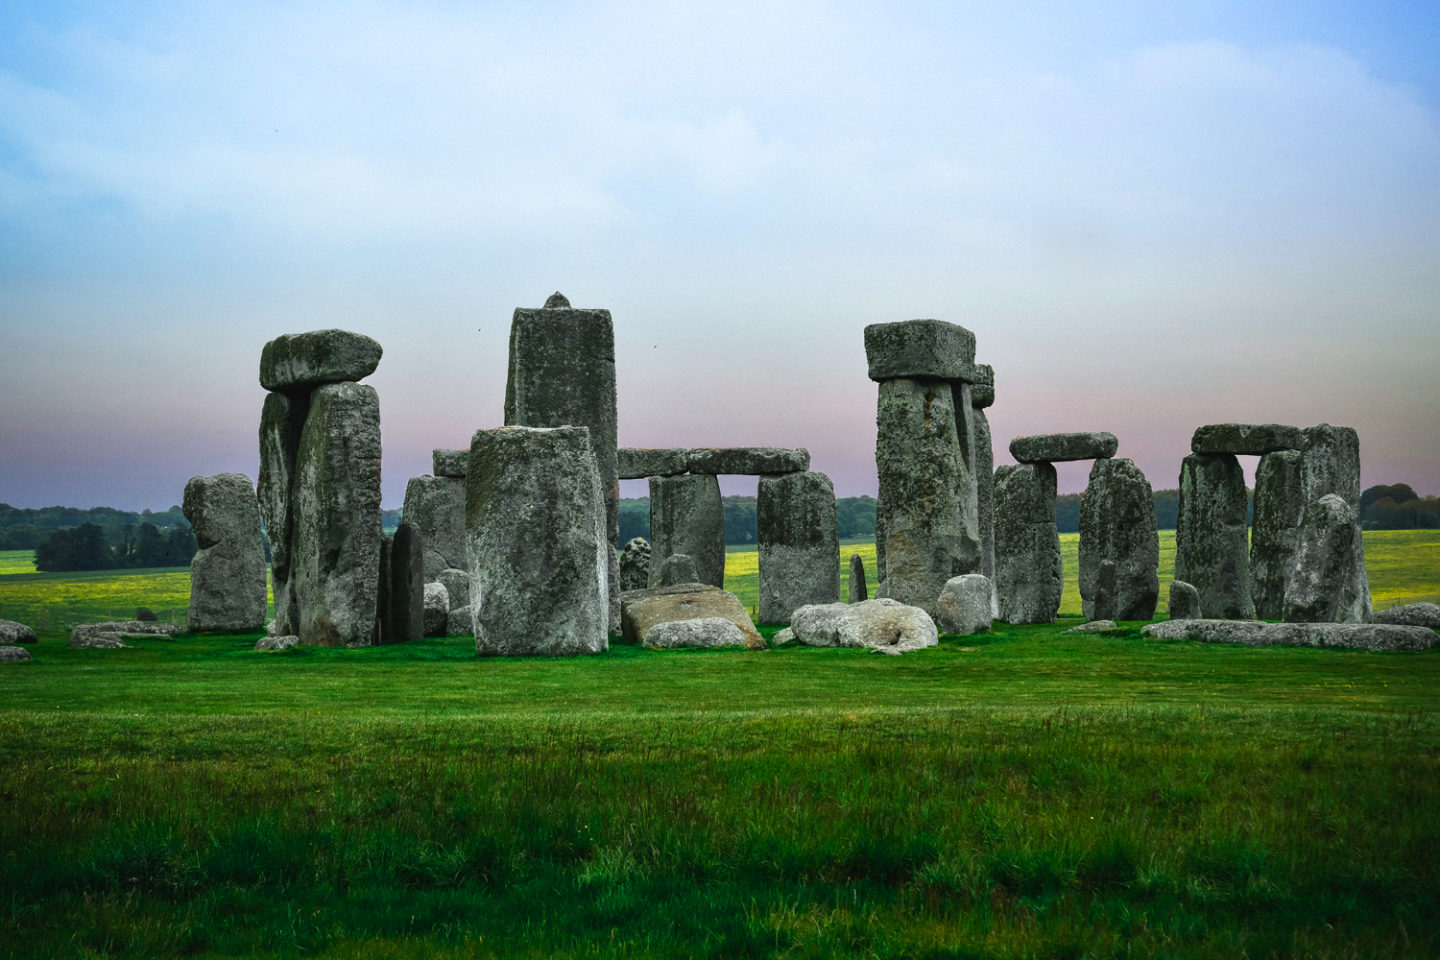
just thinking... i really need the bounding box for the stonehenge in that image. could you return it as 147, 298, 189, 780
994, 462, 1063, 624
1079, 458, 1159, 621
182, 473, 267, 632
757, 470, 840, 623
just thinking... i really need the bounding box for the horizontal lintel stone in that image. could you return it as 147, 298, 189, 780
1191, 423, 1305, 456
864, 319, 977, 382
687, 447, 810, 475
260, 329, 382, 392
1009, 432, 1118, 463
618, 447, 690, 479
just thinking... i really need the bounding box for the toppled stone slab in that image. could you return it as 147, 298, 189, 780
786, 598, 938, 655
1370, 602, 1440, 628
423, 582, 449, 636
0, 620, 37, 645
1009, 432, 1118, 463
864, 319, 977, 381
618, 448, 690, 479
0, 646, 33, 662
255, 635, 299, 651
620, 583, 764, 650
432, 449, 468, 478
1067, 620, 1120, 633
619, 538, 651, 591
758, 471, 840, 623
935, 574, 993, 635
1143, 619, 1434, 652
1169, 580, 1201, 620
69, 621, 182, 649
260, 329, 382, 391
1282, 494, 1370, 624
1141, 619, 1271, 645
642, 617, 749, 650
687, 447, 810, 475
1191, 423, 1305, 456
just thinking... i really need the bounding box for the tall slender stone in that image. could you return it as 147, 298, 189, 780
1175, 453, 1252, 620
292, 382, 383, 647
1251, 449, 1305, 619
183, 473, 267, 632
1299, 424, 1361, 506
993, 462, 1062, 624
1079, 458, 1159, 621
402, 474, 467, 581
378, 522, 424, 644
1283, 494, 1371, 624
757, 471, 840, 623
848, 554, 868, 603
972, 406, 996, 611
466, 425, 608, 656
648, 474, 725, 589
504, 292, 619, 632
257, 392, 307, 635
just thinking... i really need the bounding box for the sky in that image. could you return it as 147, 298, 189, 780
2, 0, 1437, 511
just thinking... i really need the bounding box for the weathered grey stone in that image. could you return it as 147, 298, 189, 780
657, 553, 699, 587
618, 448, 690, 479
423, 582, 450, 636
993, 463, 1062, 624
935, 574, 993, 635
292, 382, 383, 647
649, 474, 725, 589
466, 425, 608, 656
1191, 423, 1305, 456
184, 473, 268, 633
1169, 580, 1201, 620
621, 583, 764, 650
951, 381, 982, 593
436, 568, 469, 611
1299, 424, 1361, 507
968, 364, 995, 409
258, 390, 307, 635
403, 475, 467, 581
260, 329, 382, 391
1143, 619, 1433, 651
1283, 494, 1371, 624
1067, 620, 1120, 633
448, 604, 473, 636
0, 621, 37, 645
1250, 450, 1305, 619
1175, 453, 1253, 619
972, 408, 996, 612
69, 621, 181, 649
686, 447, 811, 475
504, 294, 619, 633
1370, 603, 1440, 628
378, 522, 423, 644
1079, 458, 1159, 621
0, 646, 33, 662
786, 599, 938, 655
1009, 432, 1118, 464
772, 626, 795, 645
643, 617, 749, 650
1141, 619, 1273, 645
864, 319, 976, 382
544, 291, 570, 308
848, 554, 868, 604
874, 378, 979, 615
432, 449, 468, 478
758, 471, 840, 623
619, 538, 651, 591
255, 635, 299, 651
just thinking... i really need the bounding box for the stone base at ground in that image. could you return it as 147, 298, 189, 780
934, 574, 992, 635
1169, 580, 1201, 620
1142, 619, 1434, 651
0, 646, 33, 662
423, 583, 449, 636
1370, 602, 1440, 628
784, 599, 938, 655
0, 621, 37, 644
1282, 494, 1371, 624
1067, 620, 1120, 633
255, 635, 299, 651
620, 583, 764, 650
642, 617, 749, 650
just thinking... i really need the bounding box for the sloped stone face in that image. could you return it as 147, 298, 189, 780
1009, 432, 1118, 464
1250, 450, 1305, 620
787, 599, 939, 654
1283, 494, 1371, 624
466, 426, 608, 656
1175, 453, 1253, 619
621, 583, 764, 649
648, 474, 725, 589
183, 473, 268, 632
1078, 458, 1159, 621
848, 554, 868, 603
1191, 423, 1305, 456
687, 447, 810, 475
874, 378, 979, 615
864, 319, 976, 381
1169, 580, 1201, 620
403, 475, 467, 581
935, 574, 992, 635
258, 392, 307, 634
1299, 424, 1361, 507
619, 538, 651, 591
292, 382, 383, 647
260, 329, 382, 391
993, 463, 1062, 624
758, 471, 840, 623
618, 448, 689, 479
643, 617, 749, 650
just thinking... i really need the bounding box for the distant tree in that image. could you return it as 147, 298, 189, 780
34, 523, 115, 572
164, 526, 198, 566
134, 523, 169, 567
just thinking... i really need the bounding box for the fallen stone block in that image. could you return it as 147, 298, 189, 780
0, 620, 37, 645
935, 574, 992, 635
786, 599, 938, 655
255, 635, 299, 651
1370, 602, 1440, 628
642, 617, 749, 650
620, 583, 764, 650
0, 646, 33, 662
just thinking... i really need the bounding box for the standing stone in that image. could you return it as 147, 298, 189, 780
466, 426, 608, 656
648, 474, 725, 589
378, 522, 423, 644
935, 574, 993, 635
758, 471, 840, 623
971, 404, 997, 615
848, 554, 868, 604
1283, 494, 1371, 624
1175, 453, 1252, 620
993, 463, 1062, 624
1251, 449, 1305, 619
257, 391, 307, 635
1078, 458, 1159, 621
183, 473, 267, 632
292, 382, 383, 647
402, 475, 467, 581
874, 378, 978, 615
619, 537, 651, 591
657, 553, 699, 587
1299, 424, 1361, 507
504, 293, 619, 632
436, 568, 471, 636
422, 582, 450, 637
1169, 580, 1201, 620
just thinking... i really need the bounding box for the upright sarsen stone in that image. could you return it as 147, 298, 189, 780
1251, 449, 1305, 620
1078, 458, 1159, 621
757, 471, 840, 623
848, 554, 868, 604
993, 463, 1062, 624
257, 391, 307, 635
649, 474, 725, 589
1175, 453, 1252, 619
292, 382, 383, 647
465, 426, 608, 656
183, 473, 267, 632
1283, 494, 1371, 624
378, 522, 423, 644
402, 474, 467, 581
1299, 424, 1361, 507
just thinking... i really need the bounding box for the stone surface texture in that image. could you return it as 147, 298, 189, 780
0, 646, 33, 662
642, 617, 749, 650
1283, 494, 1371, 624
1169, 580, 1201, 620
848, 554, 868, 603
292, 382, 383, 647
619, 537, 651, 591
618, 448, 689, 479
1067, 620, 1120, 633
657, 553, 699, 587
423, 582, 450, 636
1143, 619, 1432, 651
69, 621, 181, 649
435, 568, 469, 612
257, 391, 306, 635
379, 522, 423, 644
935, 574, 993, 635
255, 635, 299, 651
1078, 458, 1159, 621
1370, 602, 1440, 628
786, 599, 939, 655
993, 463, 1062, 624
432, 449, 468, 478
864, 319, 977, 381
1191, 423, 1305, 455
1175, 453, 1253, 619
1009, 432, 1118, 464
0, 621, 37, 645
1299, 424, 1361, 507
620, 583, 765, 650
260, 329, 382, 391
648, 474, 725, 588
972, 407, 996, 610
466, 426, 608, 656
403, 475, 467, 581
183, 473, 268, 632
968, 363, 995, 409
758, 471, 840, 623
1142, 620, 1273, 645
447, 604, 473, 636
1250, 449, 1306, 619
686, 447, 811, 476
